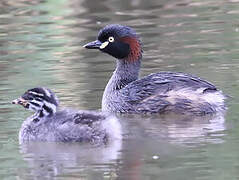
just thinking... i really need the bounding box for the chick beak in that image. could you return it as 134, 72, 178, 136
12, 97, 28, 108
83, 40, 102, 49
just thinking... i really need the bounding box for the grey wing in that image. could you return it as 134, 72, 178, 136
120, 72, 218, 113
55, 111, 106, 143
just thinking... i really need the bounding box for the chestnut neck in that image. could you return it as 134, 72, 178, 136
102, 36, 142, 109
109, 36, 142, 90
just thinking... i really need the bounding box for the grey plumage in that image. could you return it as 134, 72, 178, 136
117, 72, 225, 114
19, 109, 119, 144
84, 24, 226, 115
102, 71, 225, 115
13, 87, 122, 144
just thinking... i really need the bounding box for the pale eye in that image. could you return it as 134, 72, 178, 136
108, 36, 114, 42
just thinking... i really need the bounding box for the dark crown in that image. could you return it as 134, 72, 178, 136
13, 87, 59, 118
98, 24, 138, 42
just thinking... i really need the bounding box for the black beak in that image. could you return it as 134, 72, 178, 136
83, 40, 102, 49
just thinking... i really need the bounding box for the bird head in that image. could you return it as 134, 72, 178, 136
84, 24, 142, 62
12, 87, 59, 118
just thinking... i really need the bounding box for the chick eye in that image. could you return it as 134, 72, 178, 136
108, 36, 114, 42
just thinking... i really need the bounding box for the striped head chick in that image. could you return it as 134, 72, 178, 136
12, 87, 59, 120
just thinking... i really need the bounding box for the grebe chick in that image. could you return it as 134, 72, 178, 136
12, 87, 122, 144
84, 24, 226, 115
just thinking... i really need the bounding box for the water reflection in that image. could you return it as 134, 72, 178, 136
19, 138, 122, 179
17, 112, 227, 179
119, 112, 226, 145
114, 112, 227, 180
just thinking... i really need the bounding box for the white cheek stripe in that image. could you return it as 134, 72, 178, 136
100, 41, 109, 49
31, 99, 43, 105
44, 101, 57, 114
29, 91, 44, 96
42, 109, 50, 116
43, 88, 51, 97
29, 100, 43, 112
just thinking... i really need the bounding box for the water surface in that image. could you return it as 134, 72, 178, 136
1, 0, 239, 179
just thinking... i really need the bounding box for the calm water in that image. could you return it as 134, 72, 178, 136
1, 0, 239, 179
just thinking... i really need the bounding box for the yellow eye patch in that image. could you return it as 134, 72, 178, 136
100, 41, 109, 49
